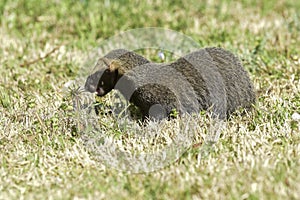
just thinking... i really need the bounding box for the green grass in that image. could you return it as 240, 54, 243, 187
1, 0, 300, 199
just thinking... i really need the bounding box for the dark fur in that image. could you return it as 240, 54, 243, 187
85, 48, 256, 120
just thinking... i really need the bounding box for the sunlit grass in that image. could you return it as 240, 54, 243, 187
0, 0, 299, 199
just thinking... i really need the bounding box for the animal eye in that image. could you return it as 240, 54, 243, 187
100, 81, 104, 86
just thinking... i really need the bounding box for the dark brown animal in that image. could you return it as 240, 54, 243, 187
84, 48, 256, 120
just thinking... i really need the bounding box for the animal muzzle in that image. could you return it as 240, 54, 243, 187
96, 88, 106, 96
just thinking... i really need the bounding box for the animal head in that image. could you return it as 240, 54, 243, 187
84, 57, 121, 96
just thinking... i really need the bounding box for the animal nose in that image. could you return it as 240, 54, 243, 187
96, 88, 105, 96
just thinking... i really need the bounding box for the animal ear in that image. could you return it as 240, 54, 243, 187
108, 60, 122, 72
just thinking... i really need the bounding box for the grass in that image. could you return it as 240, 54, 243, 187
0, 0, 300, 199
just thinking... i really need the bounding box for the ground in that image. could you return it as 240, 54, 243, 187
0, 0, 299, 199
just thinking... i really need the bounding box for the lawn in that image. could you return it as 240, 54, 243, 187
0, 0, 299, 199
